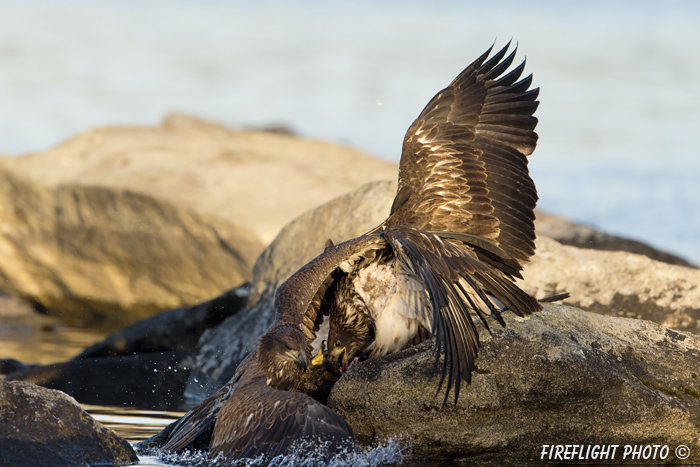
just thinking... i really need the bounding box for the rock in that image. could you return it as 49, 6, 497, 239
183, 180, 398, 400
519, 236, 700, 334
75, 284, 250, 359
327, 304, 700, 464
535, 211, 696, 268
0, 380, 136, 467
181, 180, 700, 401
0, 167, 260, 327
5, 352, 192, 410
0, 114, 399, 245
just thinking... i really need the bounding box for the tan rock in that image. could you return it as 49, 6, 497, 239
0, 114, 399, 245
328, 305, 700, 463
0, 167, 261, 327
519, 236, 700, 333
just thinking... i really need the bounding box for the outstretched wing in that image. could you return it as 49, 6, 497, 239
388, 41, 539, 273
385, 226, 541, 404
210, 379, 356, 460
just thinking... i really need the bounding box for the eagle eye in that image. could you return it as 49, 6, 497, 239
334, 340, 341, 348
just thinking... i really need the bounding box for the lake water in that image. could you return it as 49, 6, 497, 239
1, 1, 698, 264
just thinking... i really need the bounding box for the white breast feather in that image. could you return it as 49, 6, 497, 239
353, 260, 431, 356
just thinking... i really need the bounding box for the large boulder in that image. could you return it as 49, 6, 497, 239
0, 380, 137, 467
0, 114, 399, 245
328, 304, 700, 464
0, 167, 260, 326
519, 236, 700, 334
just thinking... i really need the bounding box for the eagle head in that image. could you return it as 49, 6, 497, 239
258, 325, 309, 391
324, 328, 369, 375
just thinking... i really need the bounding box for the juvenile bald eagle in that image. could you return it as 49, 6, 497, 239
305, 41, 552, 402
161, 325, 355, 460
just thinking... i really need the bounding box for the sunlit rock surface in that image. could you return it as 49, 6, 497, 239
328, 305, 700, 463
0, 380, 136, 467
0, 166, 260, 327
520, 237, 700, 334
0, 114, 399, 245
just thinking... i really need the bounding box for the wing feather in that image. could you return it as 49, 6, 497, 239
387, 42, 540, 275
210, 379, 355, 461
385, 226, 540, 402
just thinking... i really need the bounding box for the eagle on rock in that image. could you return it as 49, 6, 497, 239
156, 41, 560, 461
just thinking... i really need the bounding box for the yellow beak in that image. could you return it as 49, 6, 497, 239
311, 340, 326, 366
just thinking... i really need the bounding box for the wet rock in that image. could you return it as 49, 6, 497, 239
0, 114, 398, 245
76, 284, 250, 359
183, 181, 397, 400
5, 352, 192, 410
0, 380, 136, 467
519, 236, 700, 334
535, 211, 696, 268
327, 304, 700, 464
0, 167, 260, 327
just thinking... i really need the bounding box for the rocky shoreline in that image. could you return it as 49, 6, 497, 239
1, 117, 698, 465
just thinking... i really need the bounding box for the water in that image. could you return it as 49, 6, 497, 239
0, 1, 698, 264
85, 405, 408, 466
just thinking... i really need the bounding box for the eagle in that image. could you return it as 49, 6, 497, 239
161, 325, 356, 460
157, 41, 560, 460
308, 41, 560, 402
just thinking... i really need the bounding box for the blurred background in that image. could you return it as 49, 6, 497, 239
1, 0, 698, 263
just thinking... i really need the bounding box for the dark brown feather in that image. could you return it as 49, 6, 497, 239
386, 42, 540, 272
209, 364, 355, 461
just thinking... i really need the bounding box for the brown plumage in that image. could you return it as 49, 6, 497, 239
162, 325, 355, 460
316, 41, 547, 402
160, 41, 555, 460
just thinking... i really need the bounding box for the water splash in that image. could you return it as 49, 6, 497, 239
140, 437, 409, 466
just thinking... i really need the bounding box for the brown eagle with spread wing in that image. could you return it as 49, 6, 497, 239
312, 41, 560, 401
156, 41, 561, 461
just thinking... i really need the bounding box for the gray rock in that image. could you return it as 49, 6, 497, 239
327, 304, 700, 464
535, 211, 696, 268
0, 380, 137, 467
184, 180, 397, 400
0, 167, 260, 327
519, 237, 700, 334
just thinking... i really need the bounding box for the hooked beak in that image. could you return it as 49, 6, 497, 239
324, 346, 347, 375
311, 340, 327, 366
290, 350, 308, 372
